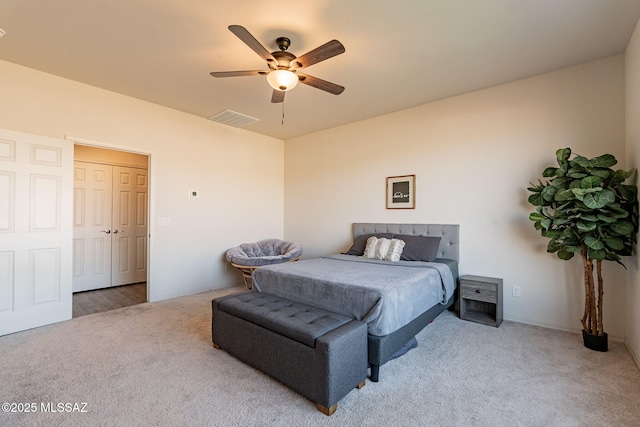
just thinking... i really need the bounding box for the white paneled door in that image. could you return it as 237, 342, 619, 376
111, 166, 147, 287
72, 162, 113, 291
0, 129, 73, 336
73, 162, 147, 292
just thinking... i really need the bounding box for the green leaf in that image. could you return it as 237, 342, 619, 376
577, 222, 597, 232
567, 170, 588, 179
609, 209, 629, 219
585, 236, 604, 250
569, 179, 582, 189
576, 157, 593, 169
542, 186, 557, 202
529, 212, 546, 222
603, 237, 624, 250
572, 187, 600, 202
588, 248, 606, 260
547, 241, 560, 253
541, 219, 551, 230
554, 189, 575, 202
610, 221, 635, 236
596, 214, 616, 223
572, 188, 599, 196
542, 167, 558, 177
618, 184, 637, 201
528, 193, 544, 206
551, 176, 570, 187
580, 176, 603, 189
546, 229, 563, 239
590, 153, 617, 168
613, 168, 634, 184
583, 190, 615, 209
556, 148, 571, 164
591, 169, 612, 179
557, 250, 575, 260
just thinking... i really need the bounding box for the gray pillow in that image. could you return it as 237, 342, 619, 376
344, 233, 394, 256
394, 235, 441, 262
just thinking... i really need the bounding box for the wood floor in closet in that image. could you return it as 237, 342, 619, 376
72, 283, 147, 318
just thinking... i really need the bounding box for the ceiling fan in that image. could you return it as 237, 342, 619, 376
210, 25, 345, 103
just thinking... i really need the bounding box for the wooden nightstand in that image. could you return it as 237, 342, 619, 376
459, 275, 503, 327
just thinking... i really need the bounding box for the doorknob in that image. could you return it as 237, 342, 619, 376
113, 229, 123, 234
100, 230, 111, 234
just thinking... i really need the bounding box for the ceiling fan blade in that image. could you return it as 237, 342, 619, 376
210, 70, 267, 78
297, 73, 345, 95
289, 40, 345, 70
271, 90, 285, 103
228, 25, 277, 66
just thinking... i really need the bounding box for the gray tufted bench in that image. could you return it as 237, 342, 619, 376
211, 291, 367, 415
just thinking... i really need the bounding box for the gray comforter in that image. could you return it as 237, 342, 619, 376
252, 254, 455, 336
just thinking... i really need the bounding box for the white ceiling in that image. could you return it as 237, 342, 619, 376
0, 0, 639, 140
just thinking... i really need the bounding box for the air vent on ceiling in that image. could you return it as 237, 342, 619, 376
208, 109, 259, 128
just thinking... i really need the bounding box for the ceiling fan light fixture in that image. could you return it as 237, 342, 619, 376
267, 69, 298, 91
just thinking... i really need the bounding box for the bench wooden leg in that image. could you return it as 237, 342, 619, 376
316, 380, 363, 416
212, 342, 220, 349
317, 403, 337, 416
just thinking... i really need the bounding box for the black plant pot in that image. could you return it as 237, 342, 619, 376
582, 330, 608, 352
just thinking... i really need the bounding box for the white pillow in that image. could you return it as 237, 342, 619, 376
363, 236, 406, 262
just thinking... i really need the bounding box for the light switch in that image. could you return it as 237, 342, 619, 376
157, 217, 171, 226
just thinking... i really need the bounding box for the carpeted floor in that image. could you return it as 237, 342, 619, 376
1, 285, 639, 427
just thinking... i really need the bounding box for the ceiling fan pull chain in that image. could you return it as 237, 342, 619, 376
282, 102, 285, 125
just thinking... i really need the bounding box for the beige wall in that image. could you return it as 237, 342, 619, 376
1, 44, 635, 345
625, 18, 640, 366
0, 59, 284, 301
284, 56, 628, 339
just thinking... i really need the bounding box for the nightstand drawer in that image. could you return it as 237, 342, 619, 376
461, 282, 497, 303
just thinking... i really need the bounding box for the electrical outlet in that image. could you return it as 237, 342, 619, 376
512, 286, 521, 298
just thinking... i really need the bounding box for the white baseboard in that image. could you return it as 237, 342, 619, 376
503, 315, 625, 342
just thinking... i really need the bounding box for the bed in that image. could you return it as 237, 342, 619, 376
252, 223, 460, 382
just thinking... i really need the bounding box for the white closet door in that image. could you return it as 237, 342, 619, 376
72, 163, 147, 291
0, 129, 73, 336
111, 166, 147, 286
72, 161, 113, 292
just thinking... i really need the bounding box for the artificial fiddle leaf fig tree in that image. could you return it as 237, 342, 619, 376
528, 148, 638, 351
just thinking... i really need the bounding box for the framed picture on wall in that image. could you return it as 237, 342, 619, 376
386, 175, 415, 209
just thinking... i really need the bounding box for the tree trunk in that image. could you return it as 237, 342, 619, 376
596, 259, 604, 336
581, 250, 593, 333
589, 263, 597, 334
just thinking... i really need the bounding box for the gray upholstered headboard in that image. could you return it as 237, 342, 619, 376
352, 223, 460, 262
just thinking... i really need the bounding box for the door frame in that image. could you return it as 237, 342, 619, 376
67, 136, 151, 302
